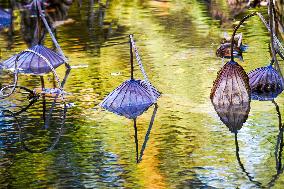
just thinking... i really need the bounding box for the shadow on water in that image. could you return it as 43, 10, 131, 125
0, 96, 67, 153
266, 100, 284, 188
137, 103, 158, 163
213, 89, 284, 188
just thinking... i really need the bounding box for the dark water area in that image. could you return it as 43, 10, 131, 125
0, 0, 284, 188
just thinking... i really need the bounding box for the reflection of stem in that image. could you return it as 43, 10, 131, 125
14, 98, 37, 116
133, 118, 139, 163
21, 102, 67, 153
267, 129, 284, 188
234, 132, 263, 187
40, 76, 46, 125
230, 12, 257, 62
47, 103, 67, 151
276, 130, 283, 172
267, 100, 284, 188
3, 98, 68, 153
138, 104, 158, 163
44, 68, 70, 129
272, 100, 282, 130
1, 110, 25, 148
272, 99, 282, 171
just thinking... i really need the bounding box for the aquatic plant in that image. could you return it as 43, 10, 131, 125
0, 0, 70, 98
100, 34, 160, 163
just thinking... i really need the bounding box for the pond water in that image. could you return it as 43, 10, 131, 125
0, 0, 284, 188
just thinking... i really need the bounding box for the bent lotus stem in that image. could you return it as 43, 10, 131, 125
268, 0, 283, 80
24, 49, 62, 91
0, 51, 21, 98
35, 0, 68, 63
231, 12, 257, 62
257, 12, 284, 59
129, 34, 156, 103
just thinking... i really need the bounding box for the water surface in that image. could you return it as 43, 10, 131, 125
0, 0, 284, 188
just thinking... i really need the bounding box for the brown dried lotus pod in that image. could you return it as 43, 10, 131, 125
210, 60, 250, 106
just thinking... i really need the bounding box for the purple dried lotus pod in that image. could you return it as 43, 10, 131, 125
211, 61, 250, 106
100, 79, 159, 119
212, 101, 250, 133
1, 45, 65, 75
248, 65, 284, 101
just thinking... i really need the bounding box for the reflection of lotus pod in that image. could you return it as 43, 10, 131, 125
100, 79, 160, 119
212, 101, 250, 133
211, 61, 250, 106
0, 8, 11, 29
1, 45, 65, 75
248, 65, 284, 101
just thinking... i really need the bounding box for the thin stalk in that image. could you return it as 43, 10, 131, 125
40, 76, 46, 124
231, 12, 257, 62
129, 35, 134, 80
35, 0, 67, 61
269, 0, 280, 71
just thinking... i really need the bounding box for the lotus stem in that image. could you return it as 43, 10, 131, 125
129, 35, 134, 80
35, 0, 68, 62
231, 12, 257, 62
269, 0, 281, 72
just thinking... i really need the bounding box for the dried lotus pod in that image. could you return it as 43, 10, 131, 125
100, 79, 160, 119
1, 45, 65, 75
211, 60, 250, 106
248, 65, 284, 101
